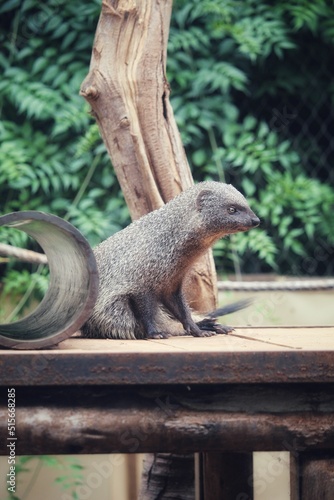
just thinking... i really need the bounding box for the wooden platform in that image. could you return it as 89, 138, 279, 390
1, 327, 334, 499
0, 327, 334, 386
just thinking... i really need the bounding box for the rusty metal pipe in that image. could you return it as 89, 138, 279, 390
0, 211, 98, 349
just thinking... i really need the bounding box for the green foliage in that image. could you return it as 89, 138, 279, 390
169, 0, 334, 275
1, 0, 334, 321
0, 0, 131, 318
0, 0, 129, 249
0, 266, 49, 322
5, 456, 84, 500
208, 116, 334, 271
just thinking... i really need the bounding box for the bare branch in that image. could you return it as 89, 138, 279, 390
0, 243, 48, 265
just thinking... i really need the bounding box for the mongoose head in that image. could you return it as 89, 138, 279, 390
196, 182, 260, 237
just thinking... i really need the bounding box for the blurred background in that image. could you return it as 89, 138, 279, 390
0, 452, 291, 500
1, 0, 334, 317
1, 0, 334, 498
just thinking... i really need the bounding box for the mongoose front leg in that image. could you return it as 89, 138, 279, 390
163, 288, 216, 337
131, 293, 169, 339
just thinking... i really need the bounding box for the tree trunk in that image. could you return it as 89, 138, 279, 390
80, 0, 217, 313
80, 1, 219, 497
139, 453, 195, 500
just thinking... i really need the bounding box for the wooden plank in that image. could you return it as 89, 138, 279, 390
1, 385, 334, 456
57, 327, 334, 351
0, 327, 332, 353
0, 328, 334, 386
3, 327, 334, 353
233, 326, 334, 350
202, 452, 253, 500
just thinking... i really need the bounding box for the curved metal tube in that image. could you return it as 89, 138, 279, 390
0, 211, 99, 349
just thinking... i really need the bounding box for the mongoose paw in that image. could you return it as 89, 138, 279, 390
192, 330, 216, 337
147, 331, 169, 339
212, 324, 234, 335
189, 324, 216, 337
196, 317, 234, 335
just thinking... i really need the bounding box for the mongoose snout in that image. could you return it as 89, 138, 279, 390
235, 212, 260, 231
82, 181, 260, 340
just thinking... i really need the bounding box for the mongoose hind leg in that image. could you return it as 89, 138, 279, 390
130, 293, 169, 339
162, 288, 217, 337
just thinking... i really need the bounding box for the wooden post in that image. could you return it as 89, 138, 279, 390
80, 0, 217, 313
139, 453, 195, 500
290, 452, 300, 500
202, 452, 253, 500
301, 455, 334, 499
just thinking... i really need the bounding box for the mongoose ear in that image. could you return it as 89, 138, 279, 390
196, 189, 212, 211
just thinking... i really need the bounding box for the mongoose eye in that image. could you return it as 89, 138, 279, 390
228, 207, 237, 214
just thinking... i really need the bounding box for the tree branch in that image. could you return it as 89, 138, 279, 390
0, 243, 48, 265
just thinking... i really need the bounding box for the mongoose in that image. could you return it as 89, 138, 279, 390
82, 181, 260, 340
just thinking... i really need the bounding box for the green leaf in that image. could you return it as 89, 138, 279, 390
0, 0, 20, 14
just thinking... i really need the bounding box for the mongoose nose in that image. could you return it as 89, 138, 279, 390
252, 217, 260, 227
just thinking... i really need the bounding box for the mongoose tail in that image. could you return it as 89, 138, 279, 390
206, 298, 254, 318
82, 181, 260, 340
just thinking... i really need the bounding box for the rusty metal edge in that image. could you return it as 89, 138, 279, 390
1, 349, 334, 385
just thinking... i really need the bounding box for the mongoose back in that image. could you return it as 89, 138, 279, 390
82, 181, 260, 339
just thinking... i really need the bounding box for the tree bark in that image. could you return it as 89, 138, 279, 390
80, 0, 217, 312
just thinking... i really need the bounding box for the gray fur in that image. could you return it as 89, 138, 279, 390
81, 181, 259, 339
